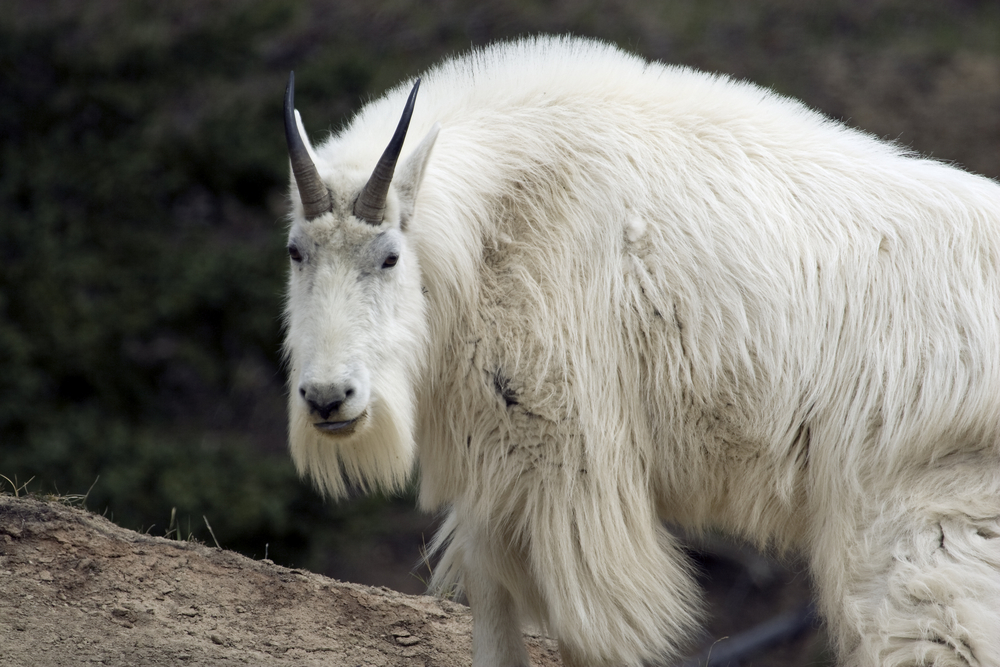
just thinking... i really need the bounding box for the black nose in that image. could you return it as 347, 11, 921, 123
299, 383, 355, 420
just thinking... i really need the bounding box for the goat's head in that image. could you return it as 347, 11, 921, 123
282, 72, 438, 498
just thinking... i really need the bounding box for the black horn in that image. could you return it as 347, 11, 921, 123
285, 72, 331, 220
354, 79, 421, 225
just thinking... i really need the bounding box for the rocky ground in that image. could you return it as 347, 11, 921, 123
0, 495, 561, 667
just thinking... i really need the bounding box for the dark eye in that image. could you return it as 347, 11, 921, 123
288, 245, 302, 262
382, 253, 398, 269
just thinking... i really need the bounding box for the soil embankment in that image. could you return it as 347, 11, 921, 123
0, 495, 560, 666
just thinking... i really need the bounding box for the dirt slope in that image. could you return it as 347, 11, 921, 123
0, 495, 560, 667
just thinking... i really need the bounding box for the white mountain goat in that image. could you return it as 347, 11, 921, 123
280, 36, 1000, 667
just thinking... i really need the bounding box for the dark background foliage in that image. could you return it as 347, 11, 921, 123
2, 0, 999, 659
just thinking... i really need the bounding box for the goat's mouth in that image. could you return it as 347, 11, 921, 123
313, 411, 366, 437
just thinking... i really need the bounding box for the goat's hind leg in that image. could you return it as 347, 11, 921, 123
874, 512, 1000, 666
814, 471, 1000, 666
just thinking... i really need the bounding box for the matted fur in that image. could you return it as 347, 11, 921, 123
282, 36, 1000, 666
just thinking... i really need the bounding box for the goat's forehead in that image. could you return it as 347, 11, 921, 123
291, 214, 384, 251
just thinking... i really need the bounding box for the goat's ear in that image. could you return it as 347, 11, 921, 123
395, 123, 440, 229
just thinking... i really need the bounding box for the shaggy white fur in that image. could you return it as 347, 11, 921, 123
283, 36, 1000, 666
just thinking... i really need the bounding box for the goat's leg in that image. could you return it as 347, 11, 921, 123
465, 561, 531, 667
811, 464, 1000, 666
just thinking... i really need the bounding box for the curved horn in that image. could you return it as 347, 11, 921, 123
284, 72, 331, 220
354, 79, 421, 225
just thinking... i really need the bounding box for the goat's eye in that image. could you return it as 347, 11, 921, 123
288, 245, 303, 262
382, 254, 398, 269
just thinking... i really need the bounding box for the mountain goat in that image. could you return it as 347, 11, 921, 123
281, 36, 1000, 666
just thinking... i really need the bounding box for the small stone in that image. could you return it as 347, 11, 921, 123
395, 635, 421, 646
112, 607, 138, 623
39, 570, 54, 582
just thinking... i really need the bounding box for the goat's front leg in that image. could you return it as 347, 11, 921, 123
465, 559, 530, 667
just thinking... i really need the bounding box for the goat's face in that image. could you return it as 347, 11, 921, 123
285, 209, 421, 438
282, 74, 437, 497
